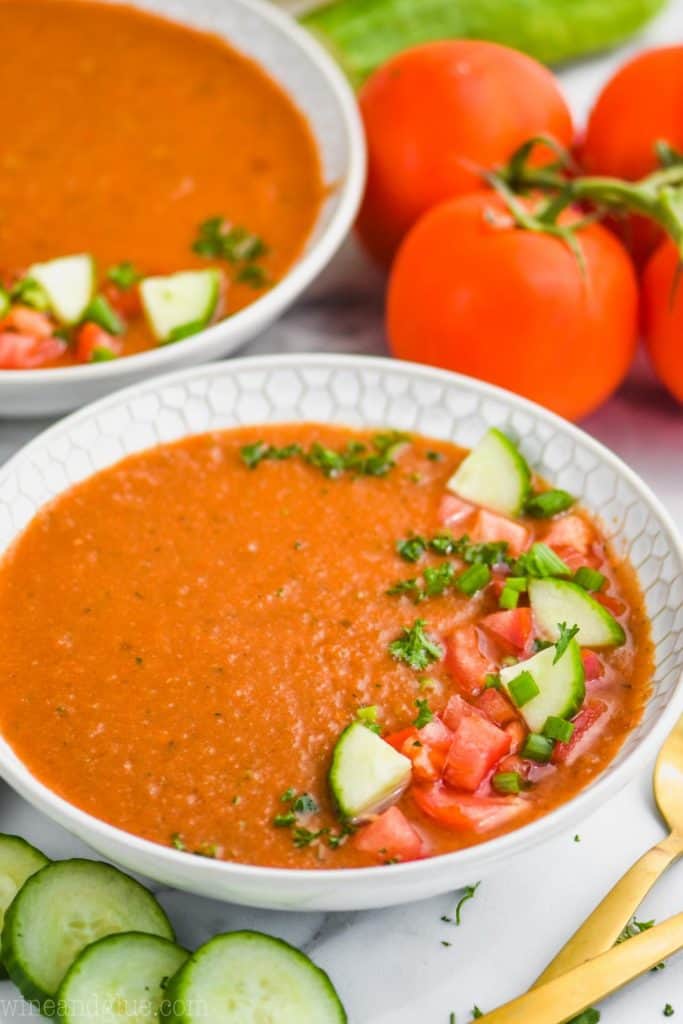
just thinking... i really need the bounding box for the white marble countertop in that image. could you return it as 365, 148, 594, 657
1, 4, 683, 1021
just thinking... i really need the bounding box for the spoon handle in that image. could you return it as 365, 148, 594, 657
476, 911, 683, 1024
533, 831, 682, 986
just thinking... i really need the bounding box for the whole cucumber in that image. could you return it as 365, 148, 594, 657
300, 0, 667, 87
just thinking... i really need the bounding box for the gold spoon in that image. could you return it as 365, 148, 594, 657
533, 713, 683, 987
475, 911, 683, 1024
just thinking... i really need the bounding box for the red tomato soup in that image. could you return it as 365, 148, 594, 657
0, 0, 324, 368
0, 425, 652, 868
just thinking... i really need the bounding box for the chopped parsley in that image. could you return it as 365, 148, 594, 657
389, 619, 444, 670
293, 827, 326, 848
396, 535, 428, 563
413, 698, 434, 728
193, 216, 266, 263
356, 705, 382, 734
424, 562, 458, 596
237, 263, 270, 289
240, 434, 411, 478
293, 793, 319, 815
386, 577, 424, 602
574, 834, 581, 842
273, 811, 297, 827
513, 543, 571, 579
617, 917, 665, 971
568, 1011, 600, 1024
664, 1005, 675, 1017
524, 489, 575, 518
10, 276, 49, 311
106, 260, 142, 289
170, 832, 186, 851
472, 1008, 483, 1020
554, 622, 580, 663
280, 787, 297, 803
455, 882, 480, 925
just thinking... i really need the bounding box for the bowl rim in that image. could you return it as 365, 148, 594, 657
0, 0, 366, 386
1, 352, 682, 891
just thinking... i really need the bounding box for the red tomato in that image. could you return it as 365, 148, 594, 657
387, 192, 638, 422
0, 306, 54, 339
481, 609, 534, 655
386, 719, 454, 782
438, 493, 474, 529
581, 650, 604, 682
582, 47, 683, 266
102, 280, 142, 320
471, 510, 529, 557
353, 806, 426, 862
642, 239, 683, 403
544, 515, 593, 556
474, 687, 519, 728
0, 332, 66, 369
552, 698, 608, 764
443, 712, 511, 792
357, 40, 573, 266
75, 322, 123, 363
445, 625, 495, 696
412, 784, 525, 833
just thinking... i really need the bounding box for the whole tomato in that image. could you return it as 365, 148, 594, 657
356, 40, 573, 267
582, 46, 683, 267
642, 239, 683, 403
386, 191, 638, 422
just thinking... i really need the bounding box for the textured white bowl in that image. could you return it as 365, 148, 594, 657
1, 354, 682, 910
0, 0, 364, 417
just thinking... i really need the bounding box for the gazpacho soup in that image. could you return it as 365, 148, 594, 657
0, 0, 324, 369
0, 426, 652, 869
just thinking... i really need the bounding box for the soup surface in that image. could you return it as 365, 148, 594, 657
0, 425, 652, 868
0, 0, 324, 367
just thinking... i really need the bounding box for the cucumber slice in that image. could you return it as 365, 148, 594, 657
500, 639, 585, 732
447, 428, 531, 516
57, 932, 188, 1024
328, 721, 411, 822
162, 930, 346, 1024
27, 254, 96, 325
529, 578, 626, 647
0, 836, 49, 978
140, 270, 221, 344
2, 859, 174, 1013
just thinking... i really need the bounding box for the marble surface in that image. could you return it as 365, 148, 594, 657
1, 3, 683, 1021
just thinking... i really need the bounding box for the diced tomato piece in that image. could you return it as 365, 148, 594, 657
544, 515, 593, 556
102, 280, 142, 319
552, 698, 608, 764
438, 493, 475, 528
504, 718, 527, 754
446, 625, 495, 696
443, 712, 511, 791
412, 784, 526, 833
75, 322, 123, 363
496, 753, 531, 779
0, 305, 54, 338
594, 592, 626, 617
481, 608, 534, 654
353, 806, 426, 862
582, 650, 604, 681
442, 693, 475, 730
418, 717, 453, 751
0, 332, 66, 369
385, 727, 417, 751
474, 687, 518, 727
472, 509, 529, 557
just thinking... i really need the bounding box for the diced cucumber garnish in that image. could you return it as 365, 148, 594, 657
162, 931, 346, 1024
329, 722, 411, 822
447, 428, 531, 516
27, 254, 96, 325
2, 859, 174, 1013
0, 836, 49, 978
140, 269, 221, 344
0, 287, 9, 319
529, 578, 626, 648
58, 932, 188, 1024
500, 639, 585, 733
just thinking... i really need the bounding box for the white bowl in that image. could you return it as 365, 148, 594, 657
1, 354, 682, 910
0, 0, 364, 418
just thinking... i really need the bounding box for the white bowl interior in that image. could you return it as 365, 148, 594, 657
0, 355, 681, 909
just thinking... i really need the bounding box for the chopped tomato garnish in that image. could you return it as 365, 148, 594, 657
496, 753, 531, 779
102, 280, 142, 319
581, 649, 604, 681
442, 693, 476, 730
474, 687, 519, 728
0, 305, 54, 339
412, 784, 526, 832
481, 608, 534, 654
443, 711, 511, 791
385, 718, 453, 782
385, 727, 417, 752
472, 509, 529, 557
552, 698, 608, 764
446, 624, 495, 695
503, 718, 527, 754
438, 493, 475, 528
418, 717, 453, 751
594, 592, 626, 617
353, 806, 426, 862
0, 332, 66, 369
75, 322, 123, 363
544, 515, 593, 556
